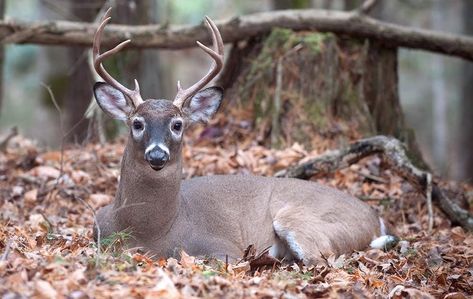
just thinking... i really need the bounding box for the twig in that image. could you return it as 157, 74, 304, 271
75, 196, 101, 268
1, 239, 11, 261
426, 173, 433, 232
40, 82, 64, 179
40, 83, 67, 219
112, 202, 147, 214
271, 58, 282, 148
354, 170, 388, 184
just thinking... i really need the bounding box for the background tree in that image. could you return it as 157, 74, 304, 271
460, 0, 473, 181
65, 0, 104, 143
0, 0, 4, 115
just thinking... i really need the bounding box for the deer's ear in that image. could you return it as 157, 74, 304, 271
93, 82, 132, 121
182, 87, 223, 124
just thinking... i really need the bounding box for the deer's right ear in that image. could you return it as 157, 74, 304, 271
93, 82, 133, 121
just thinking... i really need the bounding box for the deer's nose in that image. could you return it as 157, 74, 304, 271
145, 148, 169, 170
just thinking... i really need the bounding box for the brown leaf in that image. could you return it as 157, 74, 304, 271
35, 280, 58, 299
24, 189, 38, 202
232, 261, 251, 275
88, 193, 112, 209
29, 166, 60, 179
179, 250, 195, 269
147, 268, 179, 299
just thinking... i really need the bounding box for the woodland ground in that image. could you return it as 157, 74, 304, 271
0, 117, 472, 298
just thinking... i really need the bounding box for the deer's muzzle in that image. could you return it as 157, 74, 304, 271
145, 147, 169, 170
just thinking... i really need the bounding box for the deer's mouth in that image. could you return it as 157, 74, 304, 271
147, 157, 168, 171
149, 163, 165, 171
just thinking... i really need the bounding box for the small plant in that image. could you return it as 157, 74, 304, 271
99, 229, 133, 254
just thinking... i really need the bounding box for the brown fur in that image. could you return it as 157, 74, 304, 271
94, 99, 382, 265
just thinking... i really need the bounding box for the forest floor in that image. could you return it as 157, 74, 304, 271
0, 119, 472, 298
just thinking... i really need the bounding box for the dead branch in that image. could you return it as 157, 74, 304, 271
276, 135, 473, 232
1, 9, 473, 60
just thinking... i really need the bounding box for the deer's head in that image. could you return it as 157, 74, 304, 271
92, 9, 224, 171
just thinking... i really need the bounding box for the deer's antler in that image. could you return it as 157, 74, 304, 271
173, 17, 224, 109
93, 8, 144, 108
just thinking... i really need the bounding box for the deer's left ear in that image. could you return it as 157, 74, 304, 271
182, 87, 223, 124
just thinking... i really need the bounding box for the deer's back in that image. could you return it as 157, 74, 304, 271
181, 174, 375, 216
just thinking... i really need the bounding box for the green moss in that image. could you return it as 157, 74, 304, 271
238, 29, 344, 148
294, 0, 310, 8
301, 32, 333, 54
246, 28, 292, 82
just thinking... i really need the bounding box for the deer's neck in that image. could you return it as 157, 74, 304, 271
113, 142, 183, 238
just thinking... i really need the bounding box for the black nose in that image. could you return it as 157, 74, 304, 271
145, 149, 169, 170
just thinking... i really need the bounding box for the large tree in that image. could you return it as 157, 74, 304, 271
460, 0, 473, 181
64, 0, 103, 143
0, 0, 4, 115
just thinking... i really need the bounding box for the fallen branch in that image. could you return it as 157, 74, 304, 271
1, 9, 473, 60
276, 135, 473, 232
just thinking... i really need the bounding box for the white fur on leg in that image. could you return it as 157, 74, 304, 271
370, 235, 395, 249
273, 221, 304, 261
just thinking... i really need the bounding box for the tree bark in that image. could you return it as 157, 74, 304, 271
114, 0, 164, 99
218, 28, 425, 167
64, 0, 103, 142
0, 0, 4, 115
460, 0, 473, 180
1, 9, 473, 60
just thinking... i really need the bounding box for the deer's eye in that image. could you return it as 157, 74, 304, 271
172, 120, 183, 132
133, 120, 144, 131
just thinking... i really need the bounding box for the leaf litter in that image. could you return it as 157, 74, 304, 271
0, 126, 472, 298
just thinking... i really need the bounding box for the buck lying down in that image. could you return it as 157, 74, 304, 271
92, 9, 394, 265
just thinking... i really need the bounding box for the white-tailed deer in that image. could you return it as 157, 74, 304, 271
92, 9, 394, 265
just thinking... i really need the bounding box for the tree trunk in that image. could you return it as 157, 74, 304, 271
460, 0, 473, 180
64, 0, 103, 143
219, 29, 426, 166
114, 0, 165, 99
0, 0, 4, 115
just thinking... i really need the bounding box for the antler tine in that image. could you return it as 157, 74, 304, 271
173, 17, 224, 109
93, 7, 144, 108
206, 16, 224, 54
